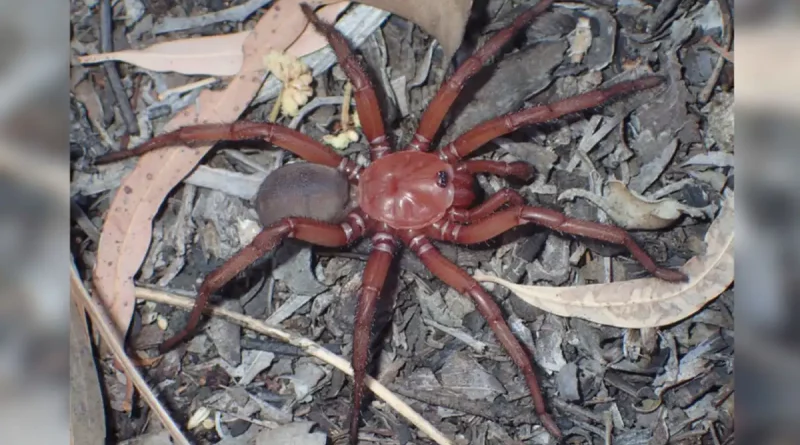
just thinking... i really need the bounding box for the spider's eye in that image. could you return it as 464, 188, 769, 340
436, 170, 448, 188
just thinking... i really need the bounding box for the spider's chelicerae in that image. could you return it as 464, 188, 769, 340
96, 1, 688, 442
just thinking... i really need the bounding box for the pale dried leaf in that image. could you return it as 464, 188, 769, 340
559, 179, 708, 230
75, 2, 349, 76
682, 151, 735, 167
359, 0, 473, 59
474, 193, 734, 328
236, 350, 276, 386
438, 351, 505, 401
76, 32, 250, 76
93, 0, 332, 335
568, 17, 592, 63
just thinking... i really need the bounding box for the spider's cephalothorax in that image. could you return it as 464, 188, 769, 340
93, 1, 689, 443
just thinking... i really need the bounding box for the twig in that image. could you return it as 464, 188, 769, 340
408, 43, 437, 88
153, 0, 275, 34
70, 263, 189, 445
158, 77, 220, 101
134, 287, 454, 445
100, 0, 139, 135
698, 0, 732, 103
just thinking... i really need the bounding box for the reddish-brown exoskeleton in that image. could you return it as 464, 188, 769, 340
95, 1, 688, 442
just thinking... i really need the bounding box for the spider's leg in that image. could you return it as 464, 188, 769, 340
437, 76, 664, 163
455, 160, 534, 181
447, 188, 526, 223
301, 4, 391, 160
400, 232, 562, 439
429, 206, 688, 282
93, 121, 363, 182
348, 231, 398, 445
408, 0, 555, 151
158, 210, 368, 353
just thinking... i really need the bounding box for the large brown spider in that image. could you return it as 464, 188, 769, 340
96, 0, 688, 442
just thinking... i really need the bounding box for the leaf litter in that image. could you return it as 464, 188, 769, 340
70, 0, 735, 443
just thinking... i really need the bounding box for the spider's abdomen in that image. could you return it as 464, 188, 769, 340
358, 151, 454, 230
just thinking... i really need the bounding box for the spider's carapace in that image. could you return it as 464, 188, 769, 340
358, 151, 457, 229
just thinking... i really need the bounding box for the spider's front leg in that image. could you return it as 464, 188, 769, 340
400, 232, 562, 438
158, 211, 368, 353
93, 121, 363, 181
409, 0, 555, 151
431, 206, 688, 282
348, 232, 398, 445
437, 76, 664, 163
301, 4, 392, 160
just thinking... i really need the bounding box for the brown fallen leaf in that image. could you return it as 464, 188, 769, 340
362, 0, 473, 59
75, 2, 350, 77
474, 192, 734, 328
93, 0, 335, 337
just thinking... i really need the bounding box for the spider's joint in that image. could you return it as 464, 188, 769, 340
371, 232, 397, 253
337, 158, 362, 181
341, 222, 354, 242
408, 133, 430, 151
408, 234, 426, 251
415, 240, 434, 256
439, 143, 460, 163
350, 212, 366, 232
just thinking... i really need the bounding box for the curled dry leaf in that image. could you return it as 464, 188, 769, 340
93, 0, 335, 336
559, 179, 707, 230
75, 2, 350, 77
474, 192, 734, 329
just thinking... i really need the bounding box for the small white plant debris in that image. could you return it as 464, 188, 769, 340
321, 129, 359, 150
263, 51, 314, 117
156, 314, 168, 331
187, 406, 212, 429
568, 16, 593, 63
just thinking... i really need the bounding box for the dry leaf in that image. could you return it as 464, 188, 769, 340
93, 0, 334, 336
76, 32, 250, 76
559, 179, 708, 230
75, 2, 350, 77
359, 0, 473, 59
474, 192, 734, 328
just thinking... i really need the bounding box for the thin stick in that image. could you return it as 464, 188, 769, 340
70, 264, 190, 445
134, 287, 454, 445
341, 81, 353, 131
100, 0, 139, 135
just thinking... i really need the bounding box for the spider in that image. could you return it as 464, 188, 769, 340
95, 0, 688, 442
